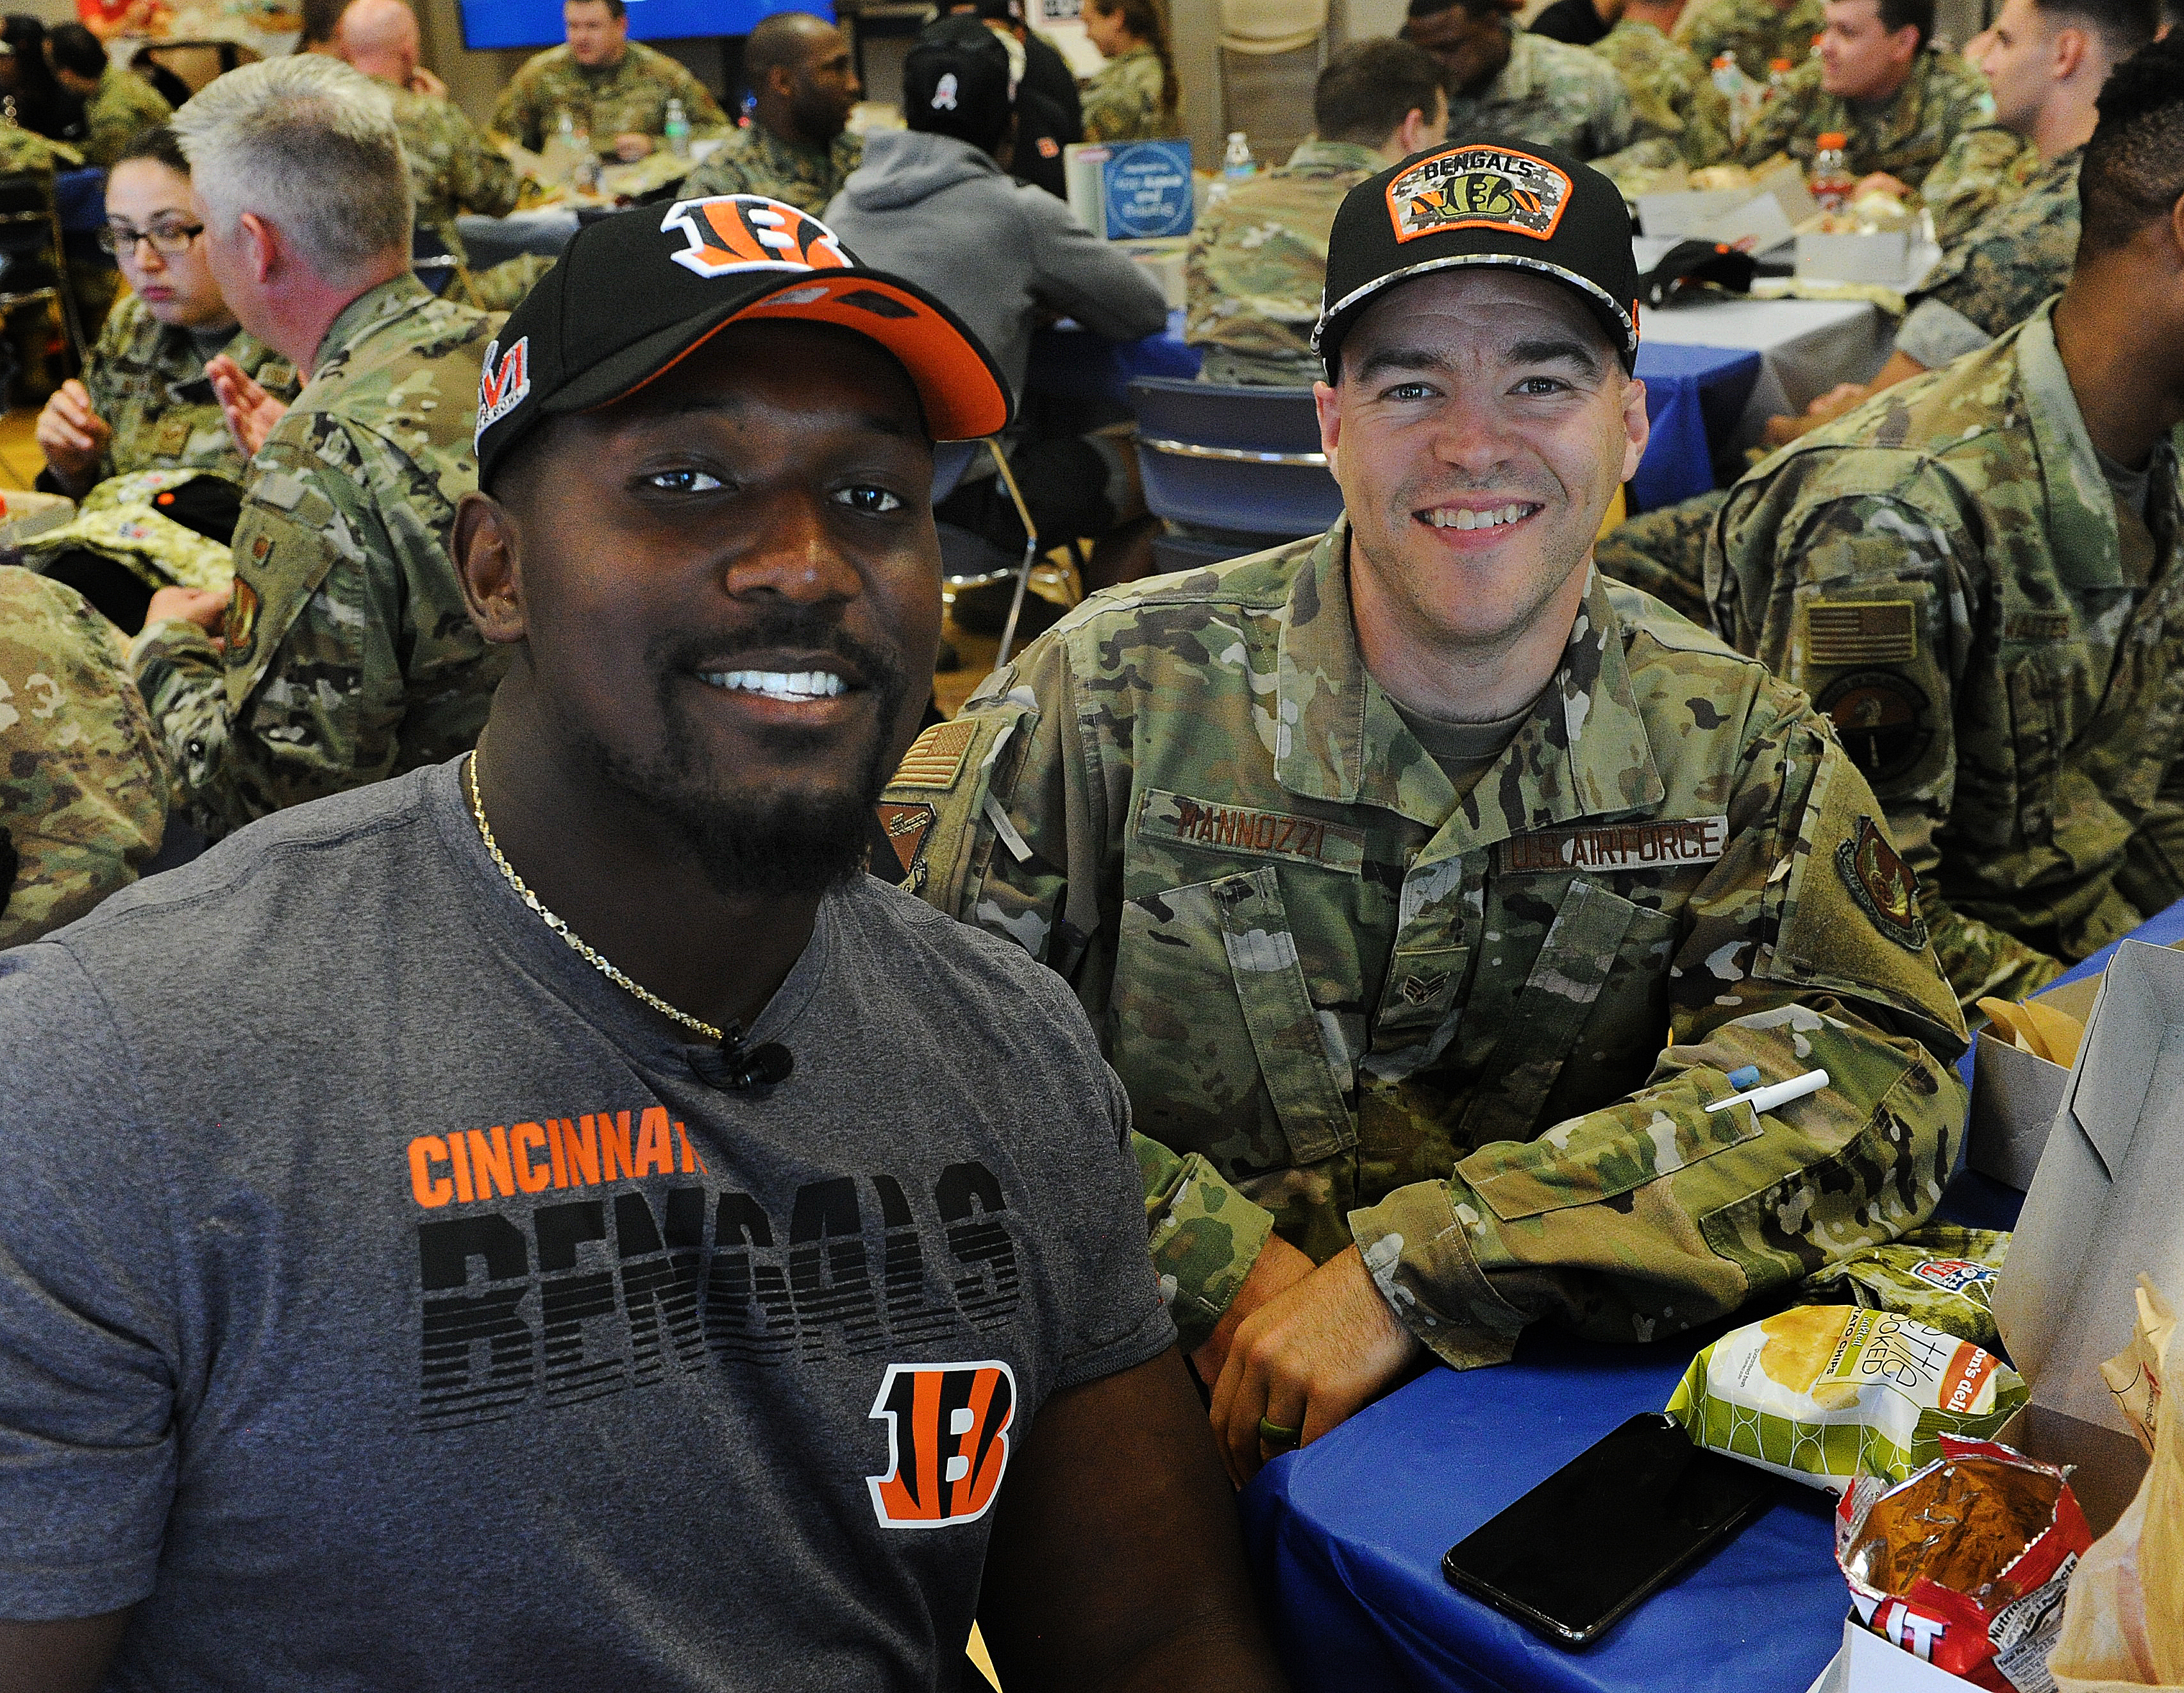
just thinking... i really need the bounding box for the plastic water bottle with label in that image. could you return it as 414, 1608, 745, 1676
1709, 55, 1756, 143
664, 97, 691, 159
1223, 131, 1255, 180
1809, 131, 1853, 214
1767, 56, 1792, 100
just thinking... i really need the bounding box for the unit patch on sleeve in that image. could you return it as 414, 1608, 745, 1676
874, 800, 936, 891
889, 719, 978, 791
1500, 816, 1729, 875
1135, 789, 1366, 872
1804, 600, 1917, 666
1814, 670, 1933, 784
1836, 814, 1929, 951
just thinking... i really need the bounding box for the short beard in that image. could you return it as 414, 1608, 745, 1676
554, 612, 911, 902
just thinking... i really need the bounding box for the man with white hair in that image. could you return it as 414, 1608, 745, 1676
130, 55, 507, 841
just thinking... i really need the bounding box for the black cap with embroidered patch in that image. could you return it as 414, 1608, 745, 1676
472, 194, 1012, 489
1313, 137, 1640, 380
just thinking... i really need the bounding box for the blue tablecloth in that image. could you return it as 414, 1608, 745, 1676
1032, 317, 1759, 516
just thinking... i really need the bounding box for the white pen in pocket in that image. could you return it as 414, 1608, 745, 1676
1702, 1068, 1829, 1116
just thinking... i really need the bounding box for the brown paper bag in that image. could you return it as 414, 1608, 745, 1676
2052, 1298, 2184, 1690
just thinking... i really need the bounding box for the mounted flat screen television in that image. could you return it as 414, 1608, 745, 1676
457, 0, 830, 53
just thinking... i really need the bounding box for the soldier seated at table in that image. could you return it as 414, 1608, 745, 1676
1708, 35, 2184, 1012
1403, 0, 1664, 165
489, 0, 727, 164
1757, 0, 2154, 444
29, 124, 299, 633
1186, 39, 1447, 388
886, 137, 1969, 1483
681, 12, 862, 217
46, 24, 169, 169
1734, 0, 1988, 187
1593, 0, 1736, 169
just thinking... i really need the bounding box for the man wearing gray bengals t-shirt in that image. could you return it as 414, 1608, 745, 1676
0, 200, 1289, 1692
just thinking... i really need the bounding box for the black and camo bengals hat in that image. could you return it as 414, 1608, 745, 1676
1313, 137, 1640, 381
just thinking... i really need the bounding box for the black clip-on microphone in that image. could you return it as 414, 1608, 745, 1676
719, 1020, 794, 1095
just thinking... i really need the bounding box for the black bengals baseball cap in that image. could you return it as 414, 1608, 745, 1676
1313, 137, 1640, 381
473, 194, 1012, 489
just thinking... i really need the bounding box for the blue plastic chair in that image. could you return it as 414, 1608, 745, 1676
1127, 377, 1342, 570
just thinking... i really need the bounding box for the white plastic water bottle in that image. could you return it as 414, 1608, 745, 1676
1223, 131, 1255, 180
665, 97, 691, 159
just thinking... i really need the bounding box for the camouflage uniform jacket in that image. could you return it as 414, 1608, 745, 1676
390, 85, 519, 266
1594, 18, 1734, 167
487, 42, 729, 154
886, 532, 1969, 1365
1920, 124, 2037, 251
1183, 138, 1381, 388
0, 568, 165, 950
79, 63, 171, 169
1708, 302, 2184, 1011
1080, 42, 1171, 144
1895, 147, 2078, 372
81, 293, 298, 487
682, 122, 863, 217
1735, 50, 1990, 189
1447, 29, 1642, 162
130, 276, 508, 841
1680, 0, 1826, 83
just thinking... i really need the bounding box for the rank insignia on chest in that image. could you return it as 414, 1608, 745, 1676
1501, 816, 1729, 875
1836, 814, 1928, 950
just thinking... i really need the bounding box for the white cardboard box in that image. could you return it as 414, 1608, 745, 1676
1806, 1614, 1994, 1693
1966, 972, 2102, 1191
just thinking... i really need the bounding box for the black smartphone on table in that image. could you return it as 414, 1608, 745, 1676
1440, 1411, 1777, 1647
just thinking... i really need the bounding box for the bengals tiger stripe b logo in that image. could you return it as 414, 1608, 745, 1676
866, 1361, 1015, 1528
659, 194, 853, 281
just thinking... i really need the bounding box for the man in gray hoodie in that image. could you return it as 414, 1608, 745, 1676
825, 20, 1170, 618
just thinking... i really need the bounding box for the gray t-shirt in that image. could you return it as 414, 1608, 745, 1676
0, 759, 1172, 1690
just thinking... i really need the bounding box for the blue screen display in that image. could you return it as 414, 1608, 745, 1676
457, 0, 831, 53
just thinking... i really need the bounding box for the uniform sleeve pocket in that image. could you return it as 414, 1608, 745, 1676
1457, 1087, 1764, 1220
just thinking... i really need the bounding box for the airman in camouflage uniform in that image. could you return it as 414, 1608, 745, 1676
1895, 145, 2078, 370
74, 291, 298, 486
1708, 301, 2184, 1009
1595, 16, 1735, 165
1596, 487, 1726, 623
131, 275, 507, 841
889, 528, 1968, 1369
1446, 28, 1647, 160
488, 40, 728, 155
1735, 49, 1989, 187
1679, 0, 1826, 81
78, 63, 172, 169
388, 85, 518, 267
1184, 139, 1383, 387
0, 568, 165, 950
1080, 41, 1170, 143
1920, 123, 2036, 249
684, 122, 862, 217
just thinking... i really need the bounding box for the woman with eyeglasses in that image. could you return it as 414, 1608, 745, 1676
35, 123, 299, 503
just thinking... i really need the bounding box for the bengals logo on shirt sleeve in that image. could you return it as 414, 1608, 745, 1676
866, 1361, 1015, 1528
658, 194, 854, 281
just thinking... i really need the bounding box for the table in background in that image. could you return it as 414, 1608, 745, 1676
1643, 296, 1892, 456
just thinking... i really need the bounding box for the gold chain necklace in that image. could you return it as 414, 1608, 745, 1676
464, 750, 726, 1042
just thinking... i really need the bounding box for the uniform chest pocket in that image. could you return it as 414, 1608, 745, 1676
1110, 864, 1355, 1170
2006, 659, 2063, 846
1457, 878, 1680, 1149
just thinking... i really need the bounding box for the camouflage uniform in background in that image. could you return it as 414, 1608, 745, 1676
1895, 147, 2078, 370
887, 532, 1968, 1365
78, 63, 172, 169
1920, 123, 2037, 249
1446, 28, 1645, 162
0, 568, 165, 950
1080, 42, 1171, 144
78, 292, 298, 485
1184, 139, 1381, 388
1596, 487, 1727, 624
131, 276, 507, 841
1709, 303, 2184, 1011
1679, 0, 1826, 82
389, 85, 519, 266
1594, 18, 1735, 167
686, 122, 863, 217
487, 42, 728, 154
1735, 50, 1990, 187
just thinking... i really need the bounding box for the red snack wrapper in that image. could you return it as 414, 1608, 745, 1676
1835, 1436, 2093, 1691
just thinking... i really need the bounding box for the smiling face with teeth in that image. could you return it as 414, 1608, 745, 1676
1314, 267, 1647, 720
455, 319, 940, 903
